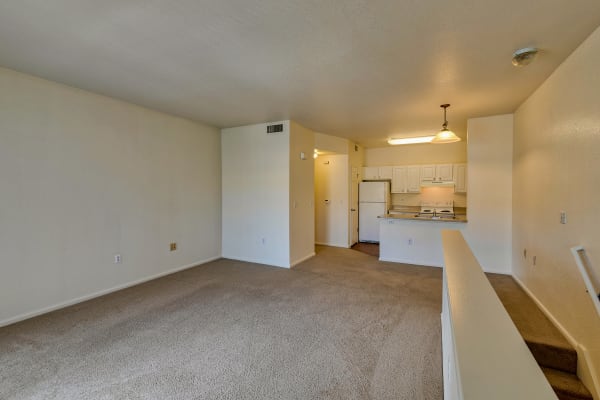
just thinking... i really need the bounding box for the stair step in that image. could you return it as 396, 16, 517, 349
542, 367, 593, 400
525, 340, 578, 374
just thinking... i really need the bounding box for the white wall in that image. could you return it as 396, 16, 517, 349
289, 121, 315, 266
463, 114, 513, 274
0, 67, 221, 326
315, 154, 349, 247
364, 141, 466, 166
513, 25, 600, 395
221, 121, 291, 268
315, 132, 349, 154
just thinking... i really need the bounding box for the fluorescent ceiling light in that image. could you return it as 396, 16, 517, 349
387, 136, 435, 145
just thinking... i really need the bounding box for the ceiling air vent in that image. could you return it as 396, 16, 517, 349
266, 124, 284, 134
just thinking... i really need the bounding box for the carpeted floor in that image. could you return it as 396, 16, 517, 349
0, 246, 443, 400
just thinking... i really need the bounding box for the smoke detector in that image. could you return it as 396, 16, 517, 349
512, 47, 538, 67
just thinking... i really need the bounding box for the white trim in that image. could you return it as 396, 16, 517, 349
315, 241, 349, 248
513, 274, 600, 398
378, 257, 443, 268
0, 256, 221, 328
512, 275, 578, 347
290, 252, 316, 267
221, 254, 290, 269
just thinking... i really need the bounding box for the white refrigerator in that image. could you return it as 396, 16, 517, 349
359, 181, 390, 243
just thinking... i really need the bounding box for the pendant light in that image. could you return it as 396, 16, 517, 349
431, 104, 461, 144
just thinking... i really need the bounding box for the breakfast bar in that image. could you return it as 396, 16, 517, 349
378, 211, 467, 267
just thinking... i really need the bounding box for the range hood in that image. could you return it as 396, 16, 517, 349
420, 180, 455, 188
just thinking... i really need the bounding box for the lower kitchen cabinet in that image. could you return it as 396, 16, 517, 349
379, 218, 466, 267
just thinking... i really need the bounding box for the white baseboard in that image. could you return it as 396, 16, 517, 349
0, 255, 221, 328
221, 254, 290, 269
291, 252, 316, 268
378, 257, 442, 268
315, 242, 350, 248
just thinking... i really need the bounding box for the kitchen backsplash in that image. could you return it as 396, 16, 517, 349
392, 187, 467, 207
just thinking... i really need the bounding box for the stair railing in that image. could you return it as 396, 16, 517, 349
571, 246, 600, 318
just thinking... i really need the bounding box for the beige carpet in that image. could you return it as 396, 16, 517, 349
0, 246, 443, 400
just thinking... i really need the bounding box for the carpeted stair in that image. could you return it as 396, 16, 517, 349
487, 273, 593, 400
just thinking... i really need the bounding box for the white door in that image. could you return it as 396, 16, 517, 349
359, 202, 385, 242
360, 181, 386, 203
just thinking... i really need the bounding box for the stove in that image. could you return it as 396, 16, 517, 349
420, 201, 455, 218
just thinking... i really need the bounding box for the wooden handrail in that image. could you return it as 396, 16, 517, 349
441, 230, 557, 400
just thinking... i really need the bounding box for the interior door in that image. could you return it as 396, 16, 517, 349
351, 167, 359, 245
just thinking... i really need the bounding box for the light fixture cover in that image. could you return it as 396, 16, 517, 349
431, 104, 461, 144
387, 136, 435, 145
431, 129, 461, 144
512, 47, 538, 67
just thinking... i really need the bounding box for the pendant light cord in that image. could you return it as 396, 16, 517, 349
441, 104, 450, 130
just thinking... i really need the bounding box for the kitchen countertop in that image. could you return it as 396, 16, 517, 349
378, 213, 468, 223
380, 206, 467, 223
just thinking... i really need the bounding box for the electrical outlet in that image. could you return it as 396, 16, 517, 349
114, 254, 122, 264
170, 242, 177, 251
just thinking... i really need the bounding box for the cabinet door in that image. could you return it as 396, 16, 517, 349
406, 166, 421, 193
454, 164, 467, 193
421, 165, 436, 181
379, 166, 393, 180
437, 164, 454, 181
362, 166, 379, 180
391, 167, 407, 193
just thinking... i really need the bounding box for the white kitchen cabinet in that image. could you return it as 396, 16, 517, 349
454, 163, 467, 193
391, 167, 407, 193
406, 166, 421, 192
420, 165, 436, 181
437, 164, 454, 181
362, 166, 393, 180
362, 167, 379, 180
392, 165, 421, 193
421, 164, 454, 182
379, 166, 393, 180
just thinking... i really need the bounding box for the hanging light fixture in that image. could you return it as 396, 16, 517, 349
431, 104, 461, 144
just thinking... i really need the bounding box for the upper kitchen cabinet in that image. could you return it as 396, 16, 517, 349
421, 164, 453, 182
406, 166, 421, 192
391, 165, 421, 193
454, 163, 467, 193
362, 166, 393, 180
391, 167, 407, 193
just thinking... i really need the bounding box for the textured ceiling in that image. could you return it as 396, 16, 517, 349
0, 1, 599, 147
